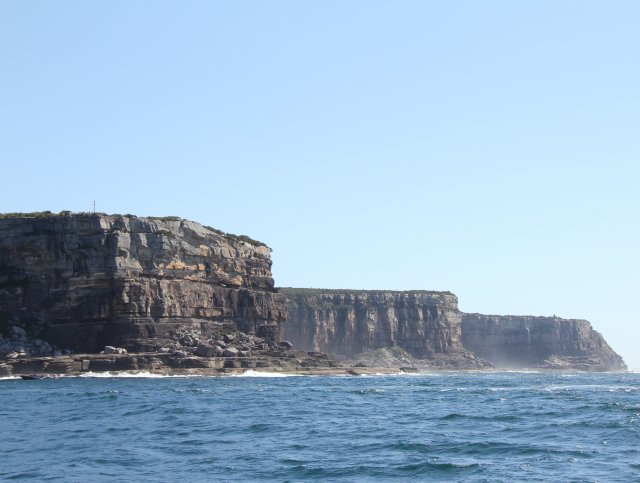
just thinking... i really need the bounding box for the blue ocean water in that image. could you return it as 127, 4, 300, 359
1, 371, 639, 482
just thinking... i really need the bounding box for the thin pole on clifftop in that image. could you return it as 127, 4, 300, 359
93, 200, 95, 213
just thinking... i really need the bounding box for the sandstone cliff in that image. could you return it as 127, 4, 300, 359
461, 313, 626, 371
0, 213, 285, 353
280, 288, 488, 369
0, 212, 626, 373
281, 289, 626, 371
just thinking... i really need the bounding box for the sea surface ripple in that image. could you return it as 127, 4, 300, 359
1, 371, 639, 481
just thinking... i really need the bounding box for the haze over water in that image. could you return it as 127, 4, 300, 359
2, 372, 639, 481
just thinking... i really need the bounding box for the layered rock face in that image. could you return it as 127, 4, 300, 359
461, 314, 626, 371
280, 289, 626, 371
0, 214, 285, 353
0, 213, 626, 373
280, 288, 486, 368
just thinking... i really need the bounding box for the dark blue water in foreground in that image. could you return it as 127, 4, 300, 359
1, 371, 639, 482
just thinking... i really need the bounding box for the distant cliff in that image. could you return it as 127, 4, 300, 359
280, 288, 488, 369
281, 289, 626, 371
0, 213, 285, 353
461, 314, 626, 371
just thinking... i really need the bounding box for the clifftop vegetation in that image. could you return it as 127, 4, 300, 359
0, 211, 268, 248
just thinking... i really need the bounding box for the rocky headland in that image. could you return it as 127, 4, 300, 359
0, 212, 627, 376
461, 313, 626, 371
0, 212, 344, 377
280, 289, 626, 372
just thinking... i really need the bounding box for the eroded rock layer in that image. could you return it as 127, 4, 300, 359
0, 214, 285, 352
280, 288, 487, 368
461, 314, 626, 371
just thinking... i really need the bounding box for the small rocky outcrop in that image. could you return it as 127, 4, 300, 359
280, 288, 489, 369
0, 325, 69, 358
461, 314, 627, 371
103, 346, 127, 355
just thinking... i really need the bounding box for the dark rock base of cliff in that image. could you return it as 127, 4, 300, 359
347, 346, 493, 370
0, 348, 345, 378
0, 329, 490, 377
0, 326, 349, 377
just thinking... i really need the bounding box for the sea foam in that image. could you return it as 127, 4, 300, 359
230, 369, 298, 378
77, 371, 198, 379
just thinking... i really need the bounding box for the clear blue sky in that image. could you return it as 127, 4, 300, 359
1, 1, 638, 368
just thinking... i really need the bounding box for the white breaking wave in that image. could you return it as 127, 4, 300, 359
503, 369, 545, 374
80, 369, 301, 378
77, 371, 199, 378
230, 369, 299, 378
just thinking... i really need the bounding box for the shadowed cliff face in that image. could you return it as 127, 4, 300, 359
280, 289, 471, 360
0, 214, 285, 352
461, 314, 626, 371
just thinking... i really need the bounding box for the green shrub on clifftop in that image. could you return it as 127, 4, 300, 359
225, 233, 267, 248
148, 215, 182, 222
0, 211, 56, 219
0, 211, 269, 248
